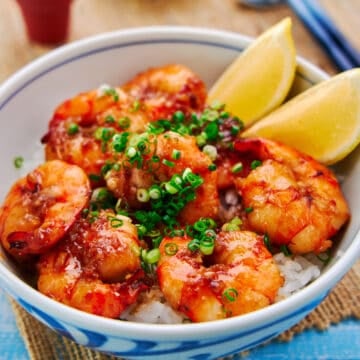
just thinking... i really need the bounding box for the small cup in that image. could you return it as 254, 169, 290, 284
16, 0, 72, 45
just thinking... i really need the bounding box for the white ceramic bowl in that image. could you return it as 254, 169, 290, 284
0, 27, 359, 360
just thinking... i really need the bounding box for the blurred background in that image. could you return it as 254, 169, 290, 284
1, 0, 360, 84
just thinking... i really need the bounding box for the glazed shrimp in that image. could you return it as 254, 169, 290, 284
42, 65, 206, 179
37, 210, 147, 318
122, 64, 207, 121
232, 138, 350, 254
42, 86, 151, 178
155, 131, 218, 224
105, 131, 219, 223
157, 231, 283, 322
0, 160, 90, 259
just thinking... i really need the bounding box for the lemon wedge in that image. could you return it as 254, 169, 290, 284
207, 17, 296, 127
242, 68, 360, 165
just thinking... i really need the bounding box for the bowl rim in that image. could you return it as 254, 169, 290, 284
0, 25, 358, 340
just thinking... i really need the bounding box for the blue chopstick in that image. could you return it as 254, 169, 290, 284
287, 0, 360, 71
302, 0, 360, 67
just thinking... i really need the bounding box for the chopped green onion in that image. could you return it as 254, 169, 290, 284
81, 208, 89, 218
186, 225, 195, 237
118, 116, 130, 129
136, 224, 147, 238
105, 115, 115, 124
231, 217, 242, 226
263, 234, 272, 252
131, 99, 141, 112
67, 123, 79, 135
157, 120, 171, 130
203, 109, 219, 122
149, 185, 162, 199
251, 159, 262, 170
280, 244, 292, 257
137, 188, 150, 202
140, 248, 160, 273
172, 111, 185, 123
222, 223, 239, 232
185, 172, 203, 187
100, 162, 114, 176
92, 187, 109, 202
162, 159, 175, 167
171, 149, 181, 160
104, 87, 119, 102
112, 163, 120, 171
210, 100, 224, 111
162, 214, 177, 227
147, 122, 165, 135
194, 219, 208, 232
190, 113, 199, 125
164, 242, 178, 256
170, 229, 185, 237
182, 168, 192, 180
202, 145, 217, 161
200, 240, 214, 255
94, 127, 113, 142
222, 288, 238, 302
233, 116, 244, 129
90, 187, 116, 210
151, 155, 160, 163
13, 156, 24, 169
208, 164, 217, 171
115, 198, 129, 214
112, 132, 129, 153
204, 218, 217, 229
169, 201, 184, 216
244, 207, 253, 214
231, 162, 243, 173
109, 216, 123, 228
136, 140, 149, 154
88, 210, 99, 223
145, 248, 161, 264
196, 133, 207, 147
204, 229, 216, 240
89, 174, 101, 182
222, 216, 242, 231
126, 146, 137, 158
220, 111, 230, 119
188, 238, 200, 252
147, 229, 161, 238
231, 125, 240, 136
171, 174, 183, 186
204, 121, 219, 140
165, 182, 179, 194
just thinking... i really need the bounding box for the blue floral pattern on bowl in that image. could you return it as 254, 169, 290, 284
16, 294, 326, 359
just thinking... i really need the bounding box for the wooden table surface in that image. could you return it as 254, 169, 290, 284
0, 1, 359, 359
1, 0, 360, 84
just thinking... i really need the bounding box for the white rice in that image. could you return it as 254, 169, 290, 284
122, 298, 185, 324
120, 286, 185, 324
121, 253, 324, 324
274, 253, 323, 299
18, 141, 44, 177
